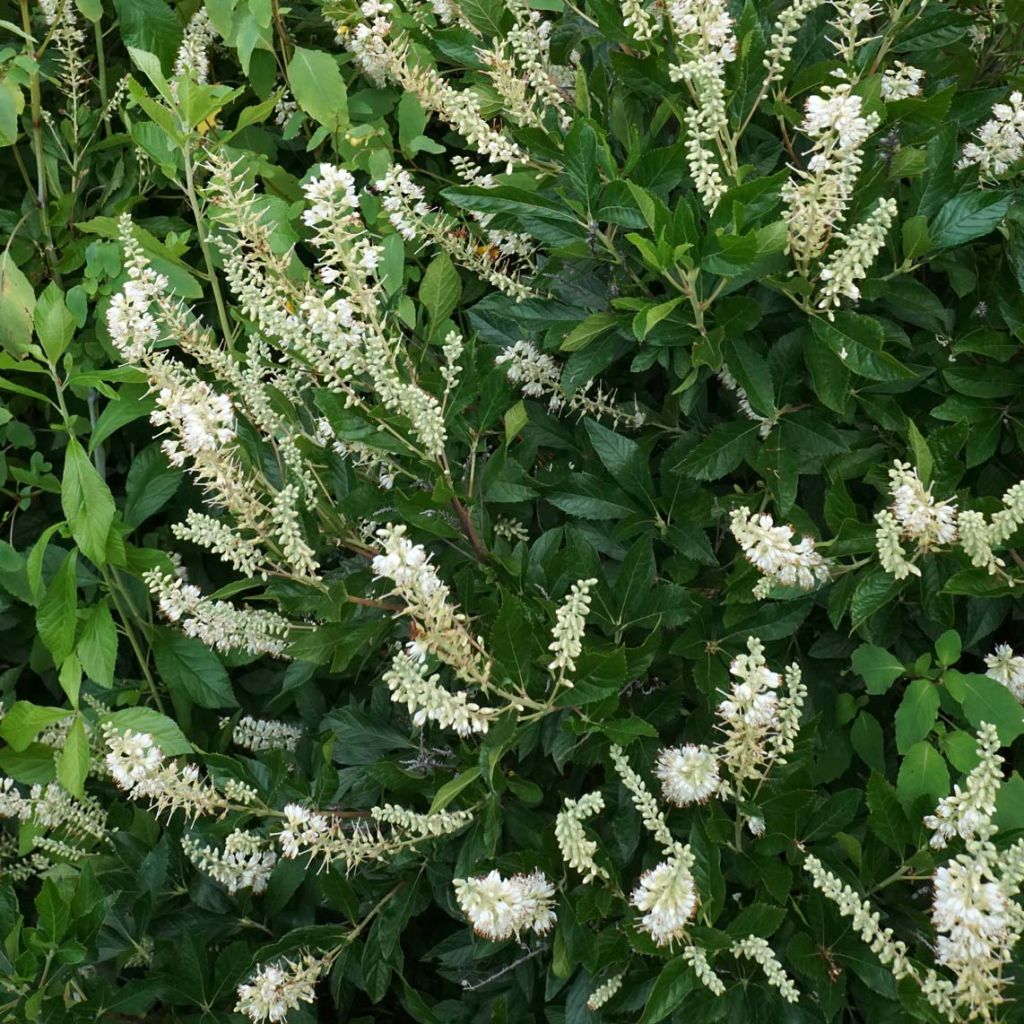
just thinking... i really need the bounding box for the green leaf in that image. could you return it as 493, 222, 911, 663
33, 283, 75, 364
724, 337, 775, 417
585, 419, 653, 499
675, 421, 759, 480
287, 48, 348, 129
852, 643, 904, 694
866, 774, 909, 854
152, 630, 237, 709
429, 767, 482, 813
37, 549, 78, 664
935, 629, 961, 667
810, 312, 916, 383
961, 673, 1024, 745
561, 311, 618, 352
564, 121, 599, 209
77, 601, 117, 687
640, 957, 694, 1024
896, 741, 949, 807
419, 252, 461, 328
35, 878, 70, 944
894, 679, 940, 753
851, 712, 885, 773
930, 191, 1012, 249
57, 716, 90, 799
113, 0, 182, 71
62, 437, 116, 565
101, 706, 192, 756
0, 702, 72, 752
0, 252, 35, 358
123, 444, 183, 528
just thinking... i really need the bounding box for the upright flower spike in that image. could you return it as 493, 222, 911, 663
547, 577, 597, 685
984, 645, 1024, 703
631, 844, 700, 947
555, 791, 607, 883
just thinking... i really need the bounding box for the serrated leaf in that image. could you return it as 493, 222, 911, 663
37, 549, 78, 664
852, 644, 904, 694
152, 630, 237, 708
62, 437, 115, 565
897, 741, 949, 807
287, 47, 348, 129
894, 679, 940, 753
811, 312, 916, 383
419, 252, 461, 327
57, 716, 89, 799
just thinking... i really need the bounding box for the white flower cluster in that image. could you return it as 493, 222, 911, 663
384, 650, 500, 736
228, 716, 304, 753
875, 461, 959, 580
275, 800, 471, 870
103, 727, 231, 822
959, 92, 1024, 179
547, 578, 597, 684
375, 165, 534, 302
684, 945, 726, 994
729, 507, 830, 598
631, 844, 700, 947
621, 0, 659, 43
182, 830, 277, 894
764, 0, 824, 84
924, 724, 1003, 849
453, 869, 557, 941
655, 744, 720, 807
808, 723, 1024, 1023
37, 0, 87, 112
478, 0, 573, 132
881, 62, 925, 101
236, 954, 326, 1024
586, 972, 625, 1010
338, 4, 524, 170
146, 570, 291, 657
667, 0, 737, 210
555, 791, 607, 883
958, 480, 1024, 577
496, 340, 644, 431
783, 84, 880, 269
816, 197, 898, 314
716, 636, 807, 791
373, 524, 491, 685
984, 644, 1024, 703
609, 743, 675, 849
731, 936, 800, 1002
172, 8, 218, 85
493, 516, 530, 544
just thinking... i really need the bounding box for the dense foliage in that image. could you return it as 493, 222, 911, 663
2, 0, 1024, 1022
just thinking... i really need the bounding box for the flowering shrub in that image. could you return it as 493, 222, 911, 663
2, 0, 1024, 1022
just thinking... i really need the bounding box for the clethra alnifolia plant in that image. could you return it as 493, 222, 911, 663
1, 0, 1024, 1022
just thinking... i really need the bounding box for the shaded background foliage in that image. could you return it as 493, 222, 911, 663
1, 0, 1024, 1022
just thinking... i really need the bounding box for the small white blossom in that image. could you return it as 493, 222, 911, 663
881, 62, 924, 101
984, 644, 1024, 703
631, 845, 700, 947
729, 508, 830, 597
236, 955, 325, 1023
959, 92, 1024, 179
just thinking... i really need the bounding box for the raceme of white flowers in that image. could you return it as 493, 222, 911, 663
496, 340, 645, 431
874, 462, 1024, 583
984, 644, 1024, 704
547, 577, 597, 685
807, 723, 1024, 1024
656, 744, 720, 806
729, 507, 830, 597
555, 791, 607, 883
235, 954, 327, 1024
182, 830, 277, 894
959, 92, 1024, 180
453, 869, 557, 941
227, 715, 304, 753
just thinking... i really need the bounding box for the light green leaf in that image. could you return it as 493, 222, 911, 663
962, 673, 1024, 745
419, 252, 461, 328
37, 550, 78, 664
77, 602, 117, 687
0, 702, 72, 752
897, 741, 949, 807
852, 644, 904, 695
894, 679, 940, 753
287, 48, 348, 129
0, 253, 35, 358
62, 437, 116, 565
34, 282, 76, 364
57, 716, 90, 799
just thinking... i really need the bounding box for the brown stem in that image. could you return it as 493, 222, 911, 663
452, 496, 488, 562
